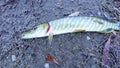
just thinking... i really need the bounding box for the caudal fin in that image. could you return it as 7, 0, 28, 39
116, 22, 120, 30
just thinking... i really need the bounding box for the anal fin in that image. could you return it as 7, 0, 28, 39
101, 28, 116, 35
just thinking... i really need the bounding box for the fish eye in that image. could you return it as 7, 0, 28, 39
22, 34, 25, 37
33, 27, 37, 30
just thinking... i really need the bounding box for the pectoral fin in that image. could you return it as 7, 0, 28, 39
48, 33, 53, 45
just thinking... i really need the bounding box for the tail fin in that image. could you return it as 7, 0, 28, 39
116, 22, 120, 30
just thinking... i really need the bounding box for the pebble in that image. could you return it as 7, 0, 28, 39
86, 36, 91, 40
44, 63, 49, 68
11, 55, 16, 61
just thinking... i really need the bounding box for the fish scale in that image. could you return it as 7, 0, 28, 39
87, 18, 93, 31
21, 16, 120, 39
84, 18, 91, 31
51, 17, 116, 33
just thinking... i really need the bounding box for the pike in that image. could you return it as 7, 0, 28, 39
21, 16, 120, 43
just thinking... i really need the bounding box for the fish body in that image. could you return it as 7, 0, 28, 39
21, 16, 120, 39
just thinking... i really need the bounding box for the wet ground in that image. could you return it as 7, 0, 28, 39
0, 0, 120, 68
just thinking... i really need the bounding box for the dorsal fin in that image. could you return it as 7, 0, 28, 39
95, 16, 114, 23
93, 16, 115, 24
93, 16, 108, 21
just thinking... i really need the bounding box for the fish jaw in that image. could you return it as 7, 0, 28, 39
21, 30, 48, 39
21, 23, 49, 39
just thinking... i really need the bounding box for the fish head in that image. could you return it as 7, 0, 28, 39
21, 23, 49, 39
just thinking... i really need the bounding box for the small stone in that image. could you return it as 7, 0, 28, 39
97, 12, 101, 16
86, 36, 91, 40
11, 55, 16, 61
44, 63, 49, 68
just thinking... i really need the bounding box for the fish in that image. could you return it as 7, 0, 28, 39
21, 16, 120, 41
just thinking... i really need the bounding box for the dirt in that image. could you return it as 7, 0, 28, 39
0, 0, 120, 68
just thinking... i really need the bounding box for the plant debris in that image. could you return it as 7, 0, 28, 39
46, 54, 59, 65
102, 36, 111, 68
